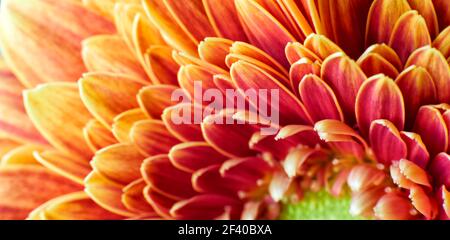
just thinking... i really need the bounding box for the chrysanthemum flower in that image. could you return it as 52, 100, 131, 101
0, 0, 449, 220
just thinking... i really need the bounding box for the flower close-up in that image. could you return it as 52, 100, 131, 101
0, 0, 449, 220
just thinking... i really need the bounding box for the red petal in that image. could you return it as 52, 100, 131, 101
169, 142, 227, 173
400, 132, 430, 168
369, 120, 407, 165
429, 153, 450, 188
413, 106, 448, 156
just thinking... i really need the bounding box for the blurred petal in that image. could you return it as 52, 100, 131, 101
432, 0, 450, 31
83, 119, 117, 152
91, 143, 145, 185
169, 142, 227, 173
389, 11, 431, 64
365, 0, 411, 46
369, 120, 407, 165
138, 85, 180, 119
24, 83, 93, 159
374, 192, 415, 220
0, 165, 81, 220
395, 66, 436, 129
0, 0, 114, 87
347, 164, 386, 192
0, 144, 42, 166
130, 120, 181, 157
413, 106, 448, 156
299, 74, 344, 122
405, 46, 450, 103
141, 155, 195, 200
82, 35, 148, 81
79, 73, 144, 127
321, 53, 367, 122
112, 109, 147, 143
34, 150, 91, 185
203, 0, 248, 41
356, 75, 405, 137
350, 186, 385, 217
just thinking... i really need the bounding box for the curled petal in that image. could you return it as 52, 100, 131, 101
374, 192, 415, 220
141, 155, 196, 201
83, 120, 117, 152
388, 11, 431, 64
138, 85, 180, 119
321, 53, 367, 122
369, 120, 407, 165
400, 132, 430, 168
347, 164, 386, 192
0, 165, 81, 220
299, 74, 344, 122
91, 143, 145, 185
399, 159, 431, 187
365, 0, 411, 46
409, 186, 436, 219
79, 73, 144, 127
0, 0, 114, 87
130, 120, 181, 157
24, 83, 93, 159
395, 66, 436, 129
405, 46, 450, 103
169, 142, 227, 173
413, 106, 448, 156
314, 119, 367, 149
112, 109, 147, 143
283, 147, 318, 178
356, 75, 405, 137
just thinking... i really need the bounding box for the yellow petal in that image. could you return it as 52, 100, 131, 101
83, 119, 118, 152
112, 109, 148, 143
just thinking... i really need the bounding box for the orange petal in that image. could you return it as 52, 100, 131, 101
356, 75, 405, 137
0, 138, 20, 159
24, 83, 93, 159
122, 179, 156, 214
283, 147, 318, 177
235, 0, 296, 67
91, 143, 145, 185
389, 11, 431, 64
440, 186, 450, 219
0, 165, 81, 220
143, 186, 176, 219
231, 60, 313, 125
202, 0, 248, 41
83, 119, 117, 152
350, 186, 385, 217
35, 191, 123, 220
142, 0, 197, 56
314, 119, 368, 149
145, 46, 180, 86
161, 103, 205, 142
289, 57, 320, 95
357, 52, 399, 79
409, 186, 435, 219
79, 73, 144, 127
0, 144, 42, 166
395, 66, 436, 129
198, 38, 233, 70
0, 62, 48, 145
130, 120, 181, 157
141, 155, 195, 201
369, 120, 407, 165
285, 42, 321, 65
399, 159, 431, 187
304, 34, 344, 60
413, 106, 448, 156
365, 0, 411, 46
138, 84, 180, 119
34, 150, 91, 185
321, 53, 367, 123
390, 162, 416, 189
169, 142, 227, 173
400, 132, 430, 169
178, 64, 218, 106
269, 169, 292, 201
374, 192, 415, 220
112, 109, 147, 143
361, 44, 403, 71
84, 170, 136, 217
405, 46, 450, 103
201, 110, 258, 158
0, 0, 114, 87
406, 0, 439, 38
82, 35, 148, 82
170, 194, 242, 220
433, 26, 450, 59
299, 74, 344, 122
